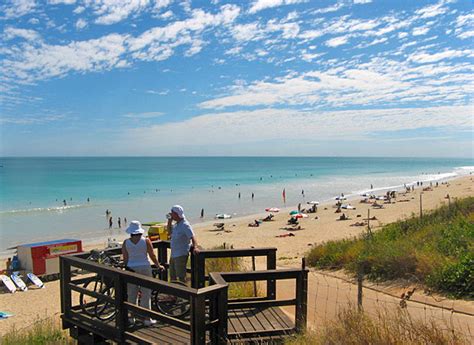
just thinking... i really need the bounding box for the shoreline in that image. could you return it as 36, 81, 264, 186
2, 173, 471, 259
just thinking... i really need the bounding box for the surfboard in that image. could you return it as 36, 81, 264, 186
0, 312, 13, 319
0, 275, 16, 293
27, 273, 44, 288
11, 273, 28, 291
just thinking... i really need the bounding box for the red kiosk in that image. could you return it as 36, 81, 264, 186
17, 239, 83, 276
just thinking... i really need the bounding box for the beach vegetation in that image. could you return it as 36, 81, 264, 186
306, 197, 474, 298
285, 304, 468, 345
205, 244, 262, 298
1, 316, 74, 345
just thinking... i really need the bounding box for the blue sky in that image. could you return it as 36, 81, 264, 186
1, 0, 473, 157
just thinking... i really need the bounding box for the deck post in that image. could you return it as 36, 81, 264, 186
192, 252, 206, 288
157, 241, 168, 281
115, 274, 127, 343
190, 294, 206, 345
60, 257, 72, 328
267, 249, 277, 299
216, 286, 228, 344
295, 265, 308, 333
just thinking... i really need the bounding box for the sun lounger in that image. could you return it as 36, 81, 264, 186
212, 223, 225, 231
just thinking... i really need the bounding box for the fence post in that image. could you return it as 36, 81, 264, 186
357, 269, 363, 311
267, 249, 276, 299
295, 258, 308, 333
251, 246, 257, 297
419, 193, 423, 219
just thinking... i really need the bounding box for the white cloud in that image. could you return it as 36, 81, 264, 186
122, 106, 472, 149
457, 31, 474, 40
353, 0, 372, 4
248, 0, 306, 14
123, 111, 164, 119
75, 18, 87, 30
0, 114, 66, 125
1, 0, 36, 19
415, 2, 448, 19
4, 27, 40, 41
412, 26, 430, 36
325, 35, 349, 47
85, 0, 153, 25
2, 5, 240, 83
198, 55, 473, 110
408, 49, 472, 64
73, 6, 85, 14
146, 89, 169, 95
312, 2, 344, 14
48, 0, 76, 4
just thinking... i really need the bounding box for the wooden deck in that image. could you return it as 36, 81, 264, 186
60, 242, 307, 344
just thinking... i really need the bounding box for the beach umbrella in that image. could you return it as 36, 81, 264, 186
289, 210, 299, 215
307, 201, 319, 205
294, 213, 308, 219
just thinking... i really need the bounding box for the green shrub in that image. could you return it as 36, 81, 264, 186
305, 197, 474, 297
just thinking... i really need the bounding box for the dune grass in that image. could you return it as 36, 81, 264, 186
286, 305, 468, 345
306, 197, 474, 298
1, 316, 74, 345
205, 244, 261, 298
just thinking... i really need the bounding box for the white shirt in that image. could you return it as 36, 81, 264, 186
125, 237, 149, 267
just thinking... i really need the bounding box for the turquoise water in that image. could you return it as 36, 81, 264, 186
1, 157, 472, 251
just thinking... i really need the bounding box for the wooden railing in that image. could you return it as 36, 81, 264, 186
60, 242, 307, 344
60, 253, 228, 344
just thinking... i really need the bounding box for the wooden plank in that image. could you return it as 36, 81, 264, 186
125, 302, 191, 331
135, 324, 190, 344
250, 307, 272, 331
233, 308, 255, 333
267, 307, 294, 329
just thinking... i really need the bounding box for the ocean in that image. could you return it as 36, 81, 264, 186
1, 157, 472, 253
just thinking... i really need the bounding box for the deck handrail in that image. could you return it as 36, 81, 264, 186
209, 267, 308, 333
60, 252, 228, 344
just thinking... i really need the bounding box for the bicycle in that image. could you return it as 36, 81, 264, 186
78, 251, 190, 321
79, 250, 119, 321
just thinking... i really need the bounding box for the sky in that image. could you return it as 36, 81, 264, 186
0, 0, 473, 157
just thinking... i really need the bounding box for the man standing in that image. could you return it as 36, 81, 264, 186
167, 205, 199, 283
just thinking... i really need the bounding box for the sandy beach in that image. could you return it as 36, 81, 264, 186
0, 175, 472, 335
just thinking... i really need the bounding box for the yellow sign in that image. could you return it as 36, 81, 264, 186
50, 244, 78, 255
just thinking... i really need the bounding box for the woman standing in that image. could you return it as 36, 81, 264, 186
122, 220, 163, 326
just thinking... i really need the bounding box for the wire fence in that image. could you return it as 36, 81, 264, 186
304, 268, 473, 341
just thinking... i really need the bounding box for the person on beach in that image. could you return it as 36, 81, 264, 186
167, 205, 199, 283
200, 208, 204, 218
252, 192, 254, 200
118, 217, 121, 228
109, 217, 113, 229
122, 221, 164, 326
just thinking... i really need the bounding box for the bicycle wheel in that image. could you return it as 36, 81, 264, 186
79, 278, 102, 317
95, 285, 116, 321
79, 277, 116, 320
152, 281, 190, 318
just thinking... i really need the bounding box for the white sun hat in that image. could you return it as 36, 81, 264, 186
126, 220, 145, 235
